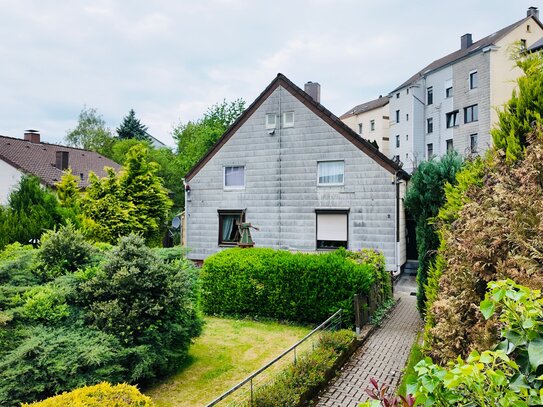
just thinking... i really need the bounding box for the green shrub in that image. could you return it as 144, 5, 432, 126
152, 246, 185, 263
0, 327, 126, 406
80, 234, 202, 380
201, 248, 380, 324
18, 285, 70, 324
22, 382, 154, 406
36, 222, 95, 280
408, 280, 543, 406
253, 329, 355, 406
0, 243, 39, 286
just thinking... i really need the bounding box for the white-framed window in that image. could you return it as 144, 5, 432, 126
446, 110, 459, 128
470, 133, 478, 153
427, 87, 433, 105
283, 111, 294, 128
358, 123, 363, 134
265, 113, 277, 129
224, 165, 245, 189
395, 110, 400, 123
370, 120, 375, 131
469, 70, 478, 89
316, 209, 348, 250
464, 104, 478, 123
446, 86, 453, 98
317, 160, 344, 186
396, 135, 400, 148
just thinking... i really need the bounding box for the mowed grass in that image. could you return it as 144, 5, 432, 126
144, 317, 311, 407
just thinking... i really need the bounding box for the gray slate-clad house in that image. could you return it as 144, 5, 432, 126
183, 74, 410, 272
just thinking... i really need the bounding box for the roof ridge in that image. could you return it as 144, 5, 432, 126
0, 134, 111, 157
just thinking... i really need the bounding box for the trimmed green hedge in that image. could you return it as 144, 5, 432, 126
201, 248, 382, 323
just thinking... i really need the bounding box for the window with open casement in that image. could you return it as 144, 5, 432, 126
218, 209, 245, 246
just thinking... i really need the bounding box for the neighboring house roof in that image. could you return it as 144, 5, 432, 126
340, 96, 389, 120
391, 15, 543, 93
0, 135, 121, 188
185, 73, 409, 181
145, 132, 167, 148
528, 36, 543, 51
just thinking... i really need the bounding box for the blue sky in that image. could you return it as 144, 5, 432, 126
0, 0, 539, 147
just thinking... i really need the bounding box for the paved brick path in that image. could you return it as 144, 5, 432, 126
316, 276, 422, 406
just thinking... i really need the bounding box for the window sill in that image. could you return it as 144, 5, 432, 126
223, 187, 245, 191
219, 243, 237, 247
317, 183, 344, 187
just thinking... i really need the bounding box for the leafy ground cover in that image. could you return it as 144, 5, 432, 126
145, 317, 310, 407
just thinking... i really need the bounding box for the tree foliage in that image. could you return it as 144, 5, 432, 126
55, 169, 80, 208
403, 152, 463, 315
81, 145, 172, 244
492, 50, 543, 163
0, 176, 65, 250
173, 99, 245, 177
64, 106, 115, 155
117, 109, 150, 141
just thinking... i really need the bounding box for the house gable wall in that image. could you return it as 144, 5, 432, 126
0, 159, 23, 205
187, 85, 401, 270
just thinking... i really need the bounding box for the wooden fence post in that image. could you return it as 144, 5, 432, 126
354, 294, 361, 335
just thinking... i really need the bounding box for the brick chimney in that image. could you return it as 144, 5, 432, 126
527, 6, 539, 19
304, 81, 321, 103
461, 33, 473, 50
24, 130, 40, 144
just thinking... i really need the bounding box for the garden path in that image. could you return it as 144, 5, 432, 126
316, 274, 422, 406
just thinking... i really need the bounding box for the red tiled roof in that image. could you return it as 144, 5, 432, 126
0, 135, 121, 188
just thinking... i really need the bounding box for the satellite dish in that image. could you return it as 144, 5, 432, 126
171, 216, 181, 229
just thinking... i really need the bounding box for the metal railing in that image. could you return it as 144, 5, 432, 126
205, 309, 343, 406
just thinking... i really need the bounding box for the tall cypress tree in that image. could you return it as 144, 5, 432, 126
116, 109, 150, 141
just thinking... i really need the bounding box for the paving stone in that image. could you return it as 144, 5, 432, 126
315, 279, 422, 407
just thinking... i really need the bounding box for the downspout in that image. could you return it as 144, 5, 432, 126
278, 86, 282, 249
394, 170, 401, 275
183, 178, 188, 250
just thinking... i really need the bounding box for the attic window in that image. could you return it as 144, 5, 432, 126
527, 24, 531, 33
265, 113, 277, 129
283, 111, 294, 128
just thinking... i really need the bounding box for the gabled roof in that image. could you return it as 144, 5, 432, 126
340, 96, 389, 120
391, 15, 543, 93
528, 36, 543, 51
185, 74, 408, 181
0, 135, 121, 188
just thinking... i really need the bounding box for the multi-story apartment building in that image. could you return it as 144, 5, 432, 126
340, 96, 390, 156
388, 7, 543, 172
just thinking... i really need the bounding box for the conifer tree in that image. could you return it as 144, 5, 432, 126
56, 169, 80, 208
116, 109, 150, 141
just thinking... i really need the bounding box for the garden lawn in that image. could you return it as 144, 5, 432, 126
144, 317, 311, 407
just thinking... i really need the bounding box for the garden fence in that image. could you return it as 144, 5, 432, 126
204, 309, 343, 407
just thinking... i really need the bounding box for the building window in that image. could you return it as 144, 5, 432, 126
427, 117, 434, 133
316, 209, 348, 250
446, 110, 459, 128
317, 161, 344, 185
406, 88, 409, 95
218, 210, 245, 246
396, 135, 400, 148
358, 123, 363, 134
446, 139, 453, 153
446, 86, 453, 98
395, 110, 400, 123
406, 113, 409, 121
283, 111, 294, 127
427, 87, 433, 105
469, 71, 478, 89
370, 120, 375, 131
470, 133, 478, 153
224, 166, 245, 189
521, 39, 527, 49
427, 143, 434, 159
405, 153, 409, 161
396, 93, 400, 99
464, 104, 478, 123
265, 113, 277, 129
406, 134, 409, 141
393, 155, 400, 163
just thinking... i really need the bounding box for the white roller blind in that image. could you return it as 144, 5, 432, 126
317, 213, 347, 241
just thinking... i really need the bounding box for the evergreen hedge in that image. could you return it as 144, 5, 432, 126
201, 248, 383, 324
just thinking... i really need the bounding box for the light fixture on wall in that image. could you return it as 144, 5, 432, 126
268, 129, 275, 135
